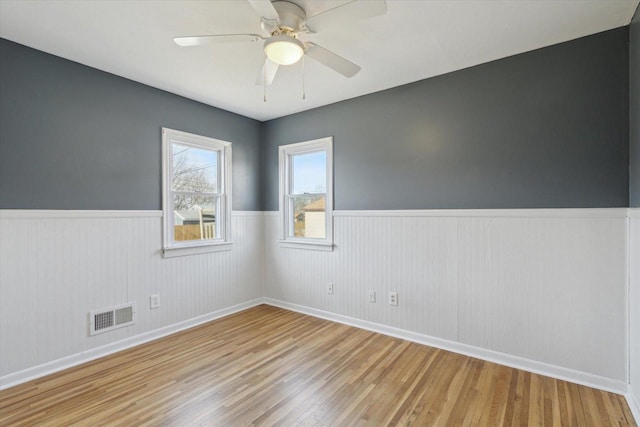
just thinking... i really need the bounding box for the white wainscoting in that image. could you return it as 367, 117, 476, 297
0, 208, 633, 402
0, 210, 264, 388
264, 209, 629, 392
629, 209, 640, 420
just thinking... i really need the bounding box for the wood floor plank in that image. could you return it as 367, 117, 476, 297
0, 305, 635, 426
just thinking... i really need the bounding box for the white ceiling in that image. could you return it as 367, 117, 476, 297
0, 0, 638, 121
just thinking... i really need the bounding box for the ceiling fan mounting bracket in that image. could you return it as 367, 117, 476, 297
298, 22, 312, 35
260, 16, 279, 34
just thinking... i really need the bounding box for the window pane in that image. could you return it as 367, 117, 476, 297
172, 143, 218, 193
292, 151, 326, 195
173, 195, 217, 241
291, 194, 326, 239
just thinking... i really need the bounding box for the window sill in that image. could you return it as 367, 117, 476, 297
163, 241, 232, 258
278, 240, 334, 252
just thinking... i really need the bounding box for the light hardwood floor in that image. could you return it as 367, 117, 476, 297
0, 305, 636, 426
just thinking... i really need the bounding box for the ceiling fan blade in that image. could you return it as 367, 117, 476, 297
247, 0, 280, 20
174, 34, 263, 47
256, 58, 279, 85
305, 43, 361, 78
306, 0, 387, 29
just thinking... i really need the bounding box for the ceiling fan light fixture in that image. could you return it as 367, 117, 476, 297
264, 35, 304, 65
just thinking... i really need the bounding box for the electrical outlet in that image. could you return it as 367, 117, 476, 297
368, 290, 376, 303
388, 291, 398, 306
150, 294, 160, 309
327, 283, 334, 295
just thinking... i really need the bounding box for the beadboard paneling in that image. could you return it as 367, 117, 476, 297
264, 210, 627, 383
0, 211, 263, 379
1, 208, 631, 397
457, 217, 626, 379
630, 210, 640, 416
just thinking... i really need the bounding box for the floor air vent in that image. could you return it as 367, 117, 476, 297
89, 303, 135, 335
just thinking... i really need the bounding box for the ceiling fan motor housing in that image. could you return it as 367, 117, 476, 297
271, 1, 307, 33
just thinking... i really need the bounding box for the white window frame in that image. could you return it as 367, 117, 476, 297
278, 137, 333, 251
162, 127, 232, 257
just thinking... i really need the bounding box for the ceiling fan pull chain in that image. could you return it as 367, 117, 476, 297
302, 55, 306, 100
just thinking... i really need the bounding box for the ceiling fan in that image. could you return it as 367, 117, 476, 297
174, 0, 387, 86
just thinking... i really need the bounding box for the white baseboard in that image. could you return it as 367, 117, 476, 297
0, 298, 264, 390
263, 298, 628, 395
1, 296, 630, 401
627, 387, 640, 424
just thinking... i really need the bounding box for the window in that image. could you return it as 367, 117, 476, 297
162, 128, 232, 257
279, 137, 333, 251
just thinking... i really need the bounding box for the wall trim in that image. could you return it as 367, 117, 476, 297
0, 210, 267, 220
334, 208, 629, 218
1, 208, 632, 220
0, 298, 264, 390
262, 298, 628, 395
262, 208, 630, 218
0, 209, 163, 219
627, 387, 640, 424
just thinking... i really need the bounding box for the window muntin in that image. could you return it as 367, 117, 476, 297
279, 137, 333, 250
162, 128, 231, 255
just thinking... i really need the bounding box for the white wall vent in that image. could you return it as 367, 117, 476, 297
89, 302, 135, 336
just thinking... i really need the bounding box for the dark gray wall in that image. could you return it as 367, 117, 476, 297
263, 28, 629, 211
0, 39, 262, 210
1, 27, 632, 212
631, 5, 640, 207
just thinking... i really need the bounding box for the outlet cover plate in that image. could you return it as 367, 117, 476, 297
388, 291, 398, 306
150, 294, 160, 309
368, 290, 376, 303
